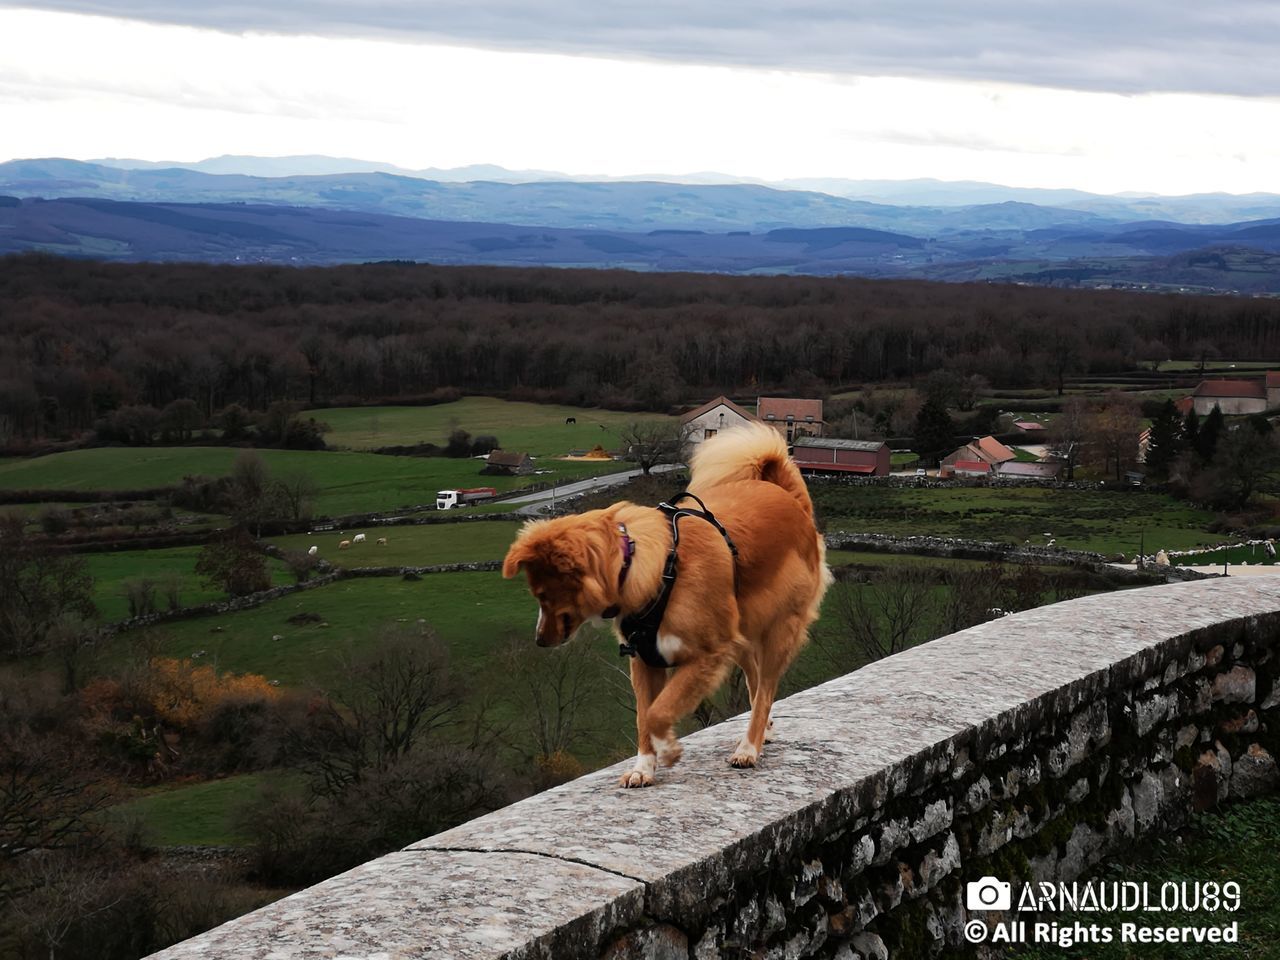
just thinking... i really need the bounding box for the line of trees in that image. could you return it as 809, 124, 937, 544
5, 255, 1280, 444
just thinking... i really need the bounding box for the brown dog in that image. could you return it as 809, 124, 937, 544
502, 423, 832, 787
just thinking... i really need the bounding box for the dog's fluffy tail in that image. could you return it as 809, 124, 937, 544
688, 422, 814, 517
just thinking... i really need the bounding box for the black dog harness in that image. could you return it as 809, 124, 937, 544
607, 492, 738, 669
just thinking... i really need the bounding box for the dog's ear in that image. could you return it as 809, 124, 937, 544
504, 521, 548, 579
503, 540, 532, 579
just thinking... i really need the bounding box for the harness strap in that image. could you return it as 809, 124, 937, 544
614, 495, 737, 668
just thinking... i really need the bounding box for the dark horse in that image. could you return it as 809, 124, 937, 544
565, 417, 576, 424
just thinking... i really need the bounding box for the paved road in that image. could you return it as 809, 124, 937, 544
503, 463, 683, 515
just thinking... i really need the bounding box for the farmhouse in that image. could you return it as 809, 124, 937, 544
680, 395, 758, 446
757, 397, 824, 441
940, 435, 1017, 476
945, 459, 991, 478
1189, 372, 1280, 416
482, 450, 533, 475
790, 436, 890, 476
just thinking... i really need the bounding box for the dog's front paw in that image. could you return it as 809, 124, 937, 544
620, 754, 656, 788
729, 739, 759, 768
619, 768, 655, 788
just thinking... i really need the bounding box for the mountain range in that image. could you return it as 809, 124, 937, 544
3, 157, 1280, 293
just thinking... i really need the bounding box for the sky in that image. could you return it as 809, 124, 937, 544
2, 2, 1280, 195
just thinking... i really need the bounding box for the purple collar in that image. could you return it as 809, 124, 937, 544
616, 522, 636, 587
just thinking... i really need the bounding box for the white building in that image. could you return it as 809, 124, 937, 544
680, 395, 759, 446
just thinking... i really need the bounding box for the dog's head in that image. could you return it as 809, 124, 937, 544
502, 514, 612, 647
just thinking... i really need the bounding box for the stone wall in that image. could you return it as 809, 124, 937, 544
826, 533, 1214, 583
149, 578, 1279, 960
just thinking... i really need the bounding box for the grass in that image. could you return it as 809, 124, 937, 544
890, 452, 920, 469
0, 447, 623, 518
1170, 544, 1278, 568
101, 571, 535, 686
811, 485, 1225, 556
85, 547, 293, 623
267, 520, 522, 568
1159, 360, 1275, 372
315, 398, 674, 455
108, 772, 303, 847
1012, 797, 1280, 960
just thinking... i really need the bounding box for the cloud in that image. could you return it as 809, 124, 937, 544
4, 0, 1280, 96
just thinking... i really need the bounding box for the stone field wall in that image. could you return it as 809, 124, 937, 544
150, 577, 1279, 960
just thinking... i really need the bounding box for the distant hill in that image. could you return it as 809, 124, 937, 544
5, 158, 1280, 291
76, 155, 1280, 223
3, 194, 1280, 292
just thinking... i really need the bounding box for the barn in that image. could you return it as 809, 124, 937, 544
790, 436, 890, 476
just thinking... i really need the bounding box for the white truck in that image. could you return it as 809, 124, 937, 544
435, 486, 497, 510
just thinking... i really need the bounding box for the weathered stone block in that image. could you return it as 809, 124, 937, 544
1212, 665, 1256, 704
918, 833, 961, 890
1230, 744, 1279, 799
1260, 682, 1279, 712
1131, 771, 1164, 835
1218, 709, 1259, 735
602, 924, 689, 960
872, 818, 910, 866
909, 799, 953, 844
848, 931, 889, 960
1133, 692, 1175, 737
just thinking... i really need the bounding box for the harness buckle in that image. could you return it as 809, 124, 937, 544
618, 641, 637, 659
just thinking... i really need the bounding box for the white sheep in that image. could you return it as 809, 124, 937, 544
308, 545, 318, 556
353, 533, 367, 544
376, 537, 388, 546
338, 539, 352, 550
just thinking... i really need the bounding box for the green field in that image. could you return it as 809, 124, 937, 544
316, 398, 673, 455
812, 485, 1225, 556
1171, 544, 1278, 568
108, 571, 534, 685
109, 772, 302, 847
268, 520, 522, 568
86, 547, 293, 623
1159, 360, 1274, 372
0, 446, 622, 517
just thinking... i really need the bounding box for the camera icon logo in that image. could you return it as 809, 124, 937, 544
967, 876, 1012, 911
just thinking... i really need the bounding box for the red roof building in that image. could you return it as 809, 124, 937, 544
1191, 377, 1268, 415
758, 397, 824, 441
791, 437, 890, 476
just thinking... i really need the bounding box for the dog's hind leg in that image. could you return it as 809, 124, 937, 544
735, 651, 775, 743
731, 614, 807, 767
620, 660, 668, 788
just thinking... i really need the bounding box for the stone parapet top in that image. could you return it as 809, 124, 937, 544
149, 577, 1280, 959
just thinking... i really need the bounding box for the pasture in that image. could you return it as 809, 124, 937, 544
268, 520, 522, 568
109, 772, 300, 847
0, 446, 621, 517
86, 546, 292, 622
108, 571, 535, 686
315, 398, 675, 455
811, 484, 1225, 556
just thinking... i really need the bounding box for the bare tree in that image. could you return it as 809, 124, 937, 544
502, 635, 602, 763
0, 515, 97, 657
273, 472, 319, 523
0, 731, 110, 881
818, 567, 940, 670
1048, 396, 1089, 481
289, 630, 460, 796
620, 421, 692, 475
1087, 391, 1143, 481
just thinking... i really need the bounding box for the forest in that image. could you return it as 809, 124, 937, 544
3, 253, 1280, 445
